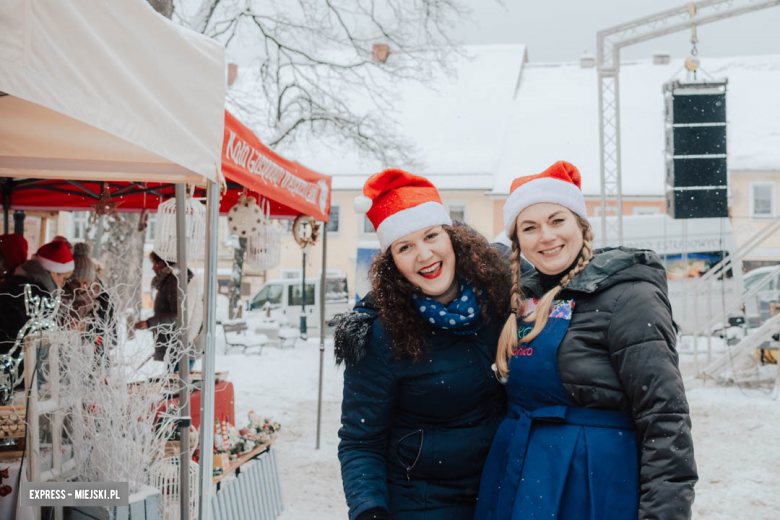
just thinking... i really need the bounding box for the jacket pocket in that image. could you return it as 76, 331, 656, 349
395, 429, 424, 482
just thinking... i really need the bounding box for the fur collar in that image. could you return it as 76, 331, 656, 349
332, 309, 375, 366
14, 260, 57, 292
332, 294, 378, 366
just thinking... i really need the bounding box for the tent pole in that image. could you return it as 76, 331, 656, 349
175, 183, 191, 520
13, 210, 24, 235
198, 180, 219, 520
316, 224, 328, 449
2, 182, 9, 234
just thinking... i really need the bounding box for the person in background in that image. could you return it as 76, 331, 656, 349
63, 243, 115, 356
334, 169, 510, 520
51, 235, 73, 252
0, 234, 28, 282
475, 161, 696, 520
134, 251, 202, 369
0, 240, 74, 379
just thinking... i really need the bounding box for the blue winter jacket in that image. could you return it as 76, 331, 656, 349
334, 295, 506, 520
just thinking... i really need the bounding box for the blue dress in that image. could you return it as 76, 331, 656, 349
475, 300, 639, 520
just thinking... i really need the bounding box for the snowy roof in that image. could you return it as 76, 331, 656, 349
492, 54, 780, 197
286, 45, 528, 190
332, 172, 495, 191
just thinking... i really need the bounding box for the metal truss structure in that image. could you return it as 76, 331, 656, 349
597, 0, 780, 247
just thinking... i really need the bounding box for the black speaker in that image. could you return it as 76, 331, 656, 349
663, 80, 728, 219
666, 157, 727, 188
671, 125, 727, 156
666, 188, 728, 219
672, 93, 726, 124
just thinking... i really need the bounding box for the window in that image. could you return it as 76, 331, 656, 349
446, 202, 467, 223
632, 206, 661, 216
145, 213, 157, 243
280, 269, 302, 280
250, 284, 283, 309
743, 271, 770, 293
750, 182, 776, 218
326, 205, 340, 233
71, 211, 89, 241
280, 219, 295, 233
592, 205, 617, 217
325, 278, 348, 302
361, 215, 376, 234
289, 283, 315, 306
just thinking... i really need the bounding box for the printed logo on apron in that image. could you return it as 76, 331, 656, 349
512, 299, 575, 357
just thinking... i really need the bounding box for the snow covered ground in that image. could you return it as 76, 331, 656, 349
203, 331, 780, 520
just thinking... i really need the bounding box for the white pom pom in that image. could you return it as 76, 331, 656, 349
353, 195, 372, 214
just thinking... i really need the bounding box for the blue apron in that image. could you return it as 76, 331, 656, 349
475, 300, 639, 520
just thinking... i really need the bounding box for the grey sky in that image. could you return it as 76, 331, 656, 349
453, 0, 780, 62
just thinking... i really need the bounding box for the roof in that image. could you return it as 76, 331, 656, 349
331, 172, 495, 191
279, 45, 529, 191
492, 54, 780, 197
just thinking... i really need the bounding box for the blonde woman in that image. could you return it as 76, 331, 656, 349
475, 162, 697, 520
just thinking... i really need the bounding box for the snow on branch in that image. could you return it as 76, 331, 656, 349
175, 0, 473, 167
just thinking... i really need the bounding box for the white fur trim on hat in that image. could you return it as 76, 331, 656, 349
503, 177, 587, 235
353, 195, 372, 214
34, 254, 75, 274
376, 201, 452, 251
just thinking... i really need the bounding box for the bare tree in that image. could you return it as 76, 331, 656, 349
175, 0, 470, 167
228, 237, 247, 320
148, 0, 174, 19
173, 0, 473, 319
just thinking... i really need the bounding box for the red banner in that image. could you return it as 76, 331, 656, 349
222, 112, 331, 222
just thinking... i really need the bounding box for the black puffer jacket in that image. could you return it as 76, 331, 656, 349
334, 295, 506, 520
522, 247, 697, 520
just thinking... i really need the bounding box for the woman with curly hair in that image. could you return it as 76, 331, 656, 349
474, 161, 697, 520
333, 169, 510, 520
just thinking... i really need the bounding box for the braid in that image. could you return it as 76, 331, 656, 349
496, 222, 523, 378
558, 224, 594, 289
495, 215, 595, 379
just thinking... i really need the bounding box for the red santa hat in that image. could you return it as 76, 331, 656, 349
33, 240, 75, 273
0, 234, 29, 273
354, 169, 452, 251
503, 161, 588, 235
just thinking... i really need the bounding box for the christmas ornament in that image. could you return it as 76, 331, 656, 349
245, 198, 281, 272
227, 192, 263, 237
292, 215, 319, 249
91, 183, 121, 222
152, 190, 206, 263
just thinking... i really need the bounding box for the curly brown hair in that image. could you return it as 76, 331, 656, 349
368, 224, 511, 361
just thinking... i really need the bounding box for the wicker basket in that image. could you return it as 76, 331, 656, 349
0, 406, 26, 439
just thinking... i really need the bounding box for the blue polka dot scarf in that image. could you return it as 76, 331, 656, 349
413, 281, 483, 335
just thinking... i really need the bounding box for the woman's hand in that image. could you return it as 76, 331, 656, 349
134, 320, 149, 330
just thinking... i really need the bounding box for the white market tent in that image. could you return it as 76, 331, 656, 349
0, 0, 225, 183
0, 1, 225, 519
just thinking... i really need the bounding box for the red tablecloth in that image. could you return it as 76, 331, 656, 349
158, 380, 235, 430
